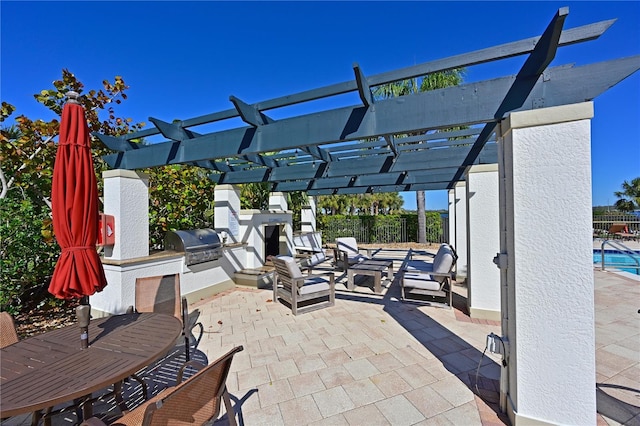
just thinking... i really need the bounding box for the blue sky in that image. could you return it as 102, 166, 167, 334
2, 1, 639, 211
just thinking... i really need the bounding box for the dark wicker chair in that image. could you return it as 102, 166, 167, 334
0, 311, 19, 348
134, 274, 204, 362
82, 346, 244, 426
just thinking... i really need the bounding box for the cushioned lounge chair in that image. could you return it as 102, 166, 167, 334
335, 237, 369, 271
293, 232, 332, 273
403, 244, 457, 274
400, 244, 457, 307
272, 256, 335, 315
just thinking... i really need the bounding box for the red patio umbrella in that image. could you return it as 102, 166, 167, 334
49, 91, 107, 346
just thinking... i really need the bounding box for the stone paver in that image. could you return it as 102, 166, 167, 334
279, 395, 323, 425
342, 404, 390, 425
312, 386, 356, 418
4, 266, 634, 426
375, 394, 425, 425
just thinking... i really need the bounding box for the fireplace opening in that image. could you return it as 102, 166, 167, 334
264, 225, 280, 258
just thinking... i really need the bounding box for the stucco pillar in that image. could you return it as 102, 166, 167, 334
102, 170, 149, 260
268, 192, 288, 211
498, 102, 595, 425
466, 164, 500, 321
454, 181, 468, 280
301, 196, 317, 233
214, 184, 241, 243
447, 189, 456, 246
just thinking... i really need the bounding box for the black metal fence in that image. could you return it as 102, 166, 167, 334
320, 215, 448, 244
321, 217, 407, 244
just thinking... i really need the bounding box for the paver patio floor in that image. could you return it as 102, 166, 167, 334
2, 249, 638, 425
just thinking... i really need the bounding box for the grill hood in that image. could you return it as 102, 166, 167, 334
165, 228, 222, 265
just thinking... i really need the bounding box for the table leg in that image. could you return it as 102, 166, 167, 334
31, 409, 44, 426
374, 271, 381, 294
347, 269, 355, 291
80, 394, 93, 422
113, 380, 130, 413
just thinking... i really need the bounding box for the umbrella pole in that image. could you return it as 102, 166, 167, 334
76, 296, 91, 349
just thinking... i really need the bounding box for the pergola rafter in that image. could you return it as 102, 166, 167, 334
94, 9, 639, 195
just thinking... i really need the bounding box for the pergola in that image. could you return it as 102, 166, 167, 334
95, 8, 638, 195
94, 7, 640, 425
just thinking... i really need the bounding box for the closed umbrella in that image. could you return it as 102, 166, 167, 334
49, 91, 107, 348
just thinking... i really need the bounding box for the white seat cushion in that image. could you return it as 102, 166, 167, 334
300, 278, 331, 295
402, 275, 442, 291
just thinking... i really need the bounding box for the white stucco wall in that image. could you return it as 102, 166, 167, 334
94, 254, 183, 316
103, 170, 149, 260
454, 181, 468, 279
214, 184, 241, 243
301, 196, 317, 233
499, 102, 595, 425
268, 192, 288, 211
466, 164, 501, 320
239, 210, 293, 269
448, 189, 456, 246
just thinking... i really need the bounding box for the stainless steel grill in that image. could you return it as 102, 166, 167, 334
164, 229, 223, 265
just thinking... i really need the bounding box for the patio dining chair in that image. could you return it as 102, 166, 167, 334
82, 346, 244, 426
0, 311, 19, 348
133, 274, 204, 362
272, 256, 335, 315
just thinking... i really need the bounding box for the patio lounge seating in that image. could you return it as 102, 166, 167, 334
272, 256, 335, 315
293, 232, 332, 273
400, 244, 457, 307
133, 274, 204, 362
0, 312, 18, 348
82, 345, 244, 426
607, 223, 628, 239
335, 237, 369, 271
403, 244, 458, 274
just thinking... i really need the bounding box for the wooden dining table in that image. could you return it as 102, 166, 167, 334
0, 312, 182, 424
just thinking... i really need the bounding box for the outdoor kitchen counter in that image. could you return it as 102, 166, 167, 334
0, 313, 182, 423
101, 243, 246, 266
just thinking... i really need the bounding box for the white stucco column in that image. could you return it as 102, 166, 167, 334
498, 102, 595, 425
447, 189, 456, 245
214, 184, 241, 243
454, 181, 468, 280
102, 170, 149, 260
268, 192, 288, 211
301, 196, 317, 233
466, 164, 500, 321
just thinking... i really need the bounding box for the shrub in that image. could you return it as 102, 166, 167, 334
0, 196, 60, 314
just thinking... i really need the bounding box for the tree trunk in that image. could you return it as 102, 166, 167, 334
417, 190, 426, 243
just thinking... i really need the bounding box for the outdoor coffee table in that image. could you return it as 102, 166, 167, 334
0, 312, 182, 425
347, 259, 394, 294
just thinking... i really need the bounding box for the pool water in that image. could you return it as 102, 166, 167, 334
593, 252, 640, 274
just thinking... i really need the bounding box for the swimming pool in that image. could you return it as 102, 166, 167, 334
593, 251, 640, 274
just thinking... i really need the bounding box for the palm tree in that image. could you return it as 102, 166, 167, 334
613, 177, 640, 212
373, 69, 465, 243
